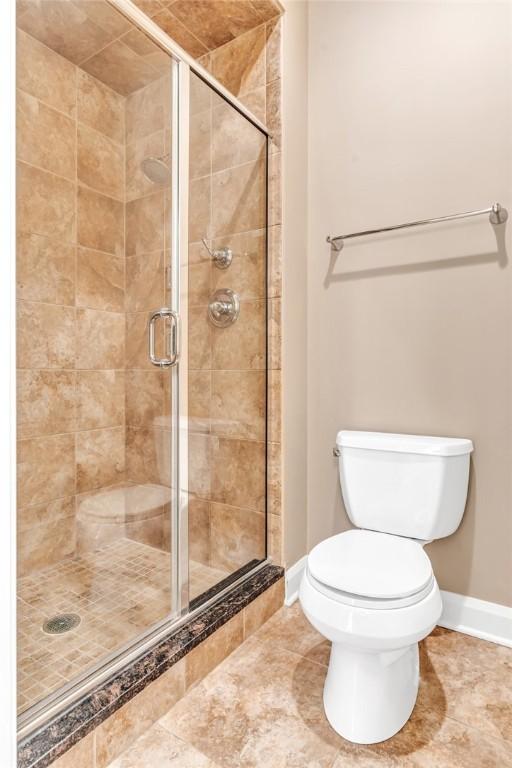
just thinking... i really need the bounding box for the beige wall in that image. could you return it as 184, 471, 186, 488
281, 0, 308, 568
306, 1, 512, 606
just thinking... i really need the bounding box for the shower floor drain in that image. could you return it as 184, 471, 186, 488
42, 613, 81, 635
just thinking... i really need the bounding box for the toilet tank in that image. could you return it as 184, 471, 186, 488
336, 431, 473, 540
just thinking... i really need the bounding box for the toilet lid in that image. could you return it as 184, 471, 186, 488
308, 529, 433, 599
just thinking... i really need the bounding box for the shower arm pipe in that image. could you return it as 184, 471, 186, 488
107, 0, 272, 138
326, 202, 508, 252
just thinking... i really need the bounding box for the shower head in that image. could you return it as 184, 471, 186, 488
141, 155, 171, 185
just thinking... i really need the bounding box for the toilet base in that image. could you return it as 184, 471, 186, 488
323, 641, 419, 744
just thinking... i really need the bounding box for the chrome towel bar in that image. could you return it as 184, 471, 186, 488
326, 202, 508, 252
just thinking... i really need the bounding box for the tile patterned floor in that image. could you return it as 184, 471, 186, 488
109, 602, 512, 768
17, 539, 227, 714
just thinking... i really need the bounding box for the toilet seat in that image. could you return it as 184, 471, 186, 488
308, 529, 433, 608
307, 567, 436, 610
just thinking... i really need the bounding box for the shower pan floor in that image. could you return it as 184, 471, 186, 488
17, 539, 228, 715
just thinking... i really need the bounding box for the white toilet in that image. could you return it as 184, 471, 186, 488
299, 430, 473, 745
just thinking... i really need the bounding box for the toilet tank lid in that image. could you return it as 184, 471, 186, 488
336, 430, 473, 457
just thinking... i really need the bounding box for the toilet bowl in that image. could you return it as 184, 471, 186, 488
300, 430, 473, 744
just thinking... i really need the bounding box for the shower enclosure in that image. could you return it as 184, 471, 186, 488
16, 0, 269, 735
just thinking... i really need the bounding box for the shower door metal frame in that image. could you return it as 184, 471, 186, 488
18, 0, 273, 740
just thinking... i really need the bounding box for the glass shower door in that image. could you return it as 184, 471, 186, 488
182, 72, 269, 605
16, 0, 181, 719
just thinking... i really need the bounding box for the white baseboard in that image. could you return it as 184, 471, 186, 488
285, 555, 307, 606
439, 590, 512, 648
284, 557, 512, 648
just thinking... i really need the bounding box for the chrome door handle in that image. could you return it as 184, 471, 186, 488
148, 308, 179, 367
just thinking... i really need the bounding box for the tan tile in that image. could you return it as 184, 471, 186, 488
126, 76, 171, 143
424, 626, 512, 672
355, 704, 512, 768
211, 159, 266, 238
126, 192, 165, 256
17, 512, 76, 577
121, 28, 171, 76
76, 248, 124, 312
190, 71, 211, 116
211, 370, 265, 440
17, 232, 75, 305
269, 511, 281, 564
418, 643, 512, 744
210, 503, 265, 572
240, 87, 266, 124
152, 8, 208, 59
18, 494, 75, 530
17, 90, 76, 180
17, 301, 75, 370
189, 498, 210, 565
188, 432, 211, 499
188, 305, 212, 370
129, 0, 165, 17
211, 26, 266, 97
17, 161, 75, 241
189, 176, 211, 244
18, 0, 129, 65
268, 151, 281, 227
253, 603, 331, 667
17, 433, 75, 507
81, 39, 160, 97
77, 124, 124, 200
126, 250, 165, 311
77, 186, 124, 256
95, 659, 186, 768
76, 427, 125, 493
77, 370, 125, 430
212, 100, 265, 173
190, 109, 211, 180
126, 370, 165, 428
268, 224, 281, 298
77, 69, 125, 144
162, 637, 340, 768
251, 0, 282, 23
243, 578, 284, 638
125, 131, 166, 201
211, 437, 265, 510
126, 426, 170, 485
76, 308, 125, 369
266, 78, 281, 153
18, 369, 76, 438
47, 730, 94, 768
172, 1, 263, 50
268, 440, 281, 516
189, 370, 211, 433
211, 300, 265, 370
268, 297, 281, 370
125, 312, 153, 370
266, 17, 281, 84
183, 613, 244, 690
75, 0, 133, 40
16, 29, 77, 117
108, 723, 220, 768
268, 369, 281, 442
210, 229, 266, 300
185, 249, 209, 300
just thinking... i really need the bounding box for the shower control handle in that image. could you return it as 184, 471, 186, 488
148, 308, 179, 367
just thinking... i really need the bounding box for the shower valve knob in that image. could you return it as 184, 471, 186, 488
208, 289, 240, 327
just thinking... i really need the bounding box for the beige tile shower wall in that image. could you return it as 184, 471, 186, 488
188, 14, 283, 568
16, 29, 127, 576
